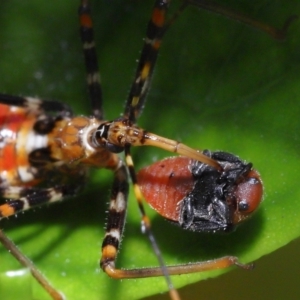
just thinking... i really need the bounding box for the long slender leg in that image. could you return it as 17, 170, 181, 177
186, 0, 297, 40
102, 254, 252, 277
0, 230, 64, 300
78, 0, 103, 120
0, 93, 72, 116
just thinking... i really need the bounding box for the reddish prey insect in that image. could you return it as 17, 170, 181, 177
0, 0, 293, 299
138, 151, 263, 233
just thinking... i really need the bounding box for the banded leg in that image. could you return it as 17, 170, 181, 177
114, 2, 181, 299
124, 0, 171, 123
0, 93, 72, 117
100, 157, 181, 300
79, 0, 103, 120
100, 162, 129, 273
0, 184, 81, 219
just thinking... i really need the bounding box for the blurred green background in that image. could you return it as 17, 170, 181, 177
0, 1, 299, 299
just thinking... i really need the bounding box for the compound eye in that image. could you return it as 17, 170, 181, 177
233, 169, 263, 224
237, 200, 249, 212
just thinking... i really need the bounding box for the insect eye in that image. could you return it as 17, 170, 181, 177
233, 170, 263, 224
237, 200, 249, 212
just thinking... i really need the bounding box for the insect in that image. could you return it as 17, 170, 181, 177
0, 0, 294, 299
138, 151, 263, 233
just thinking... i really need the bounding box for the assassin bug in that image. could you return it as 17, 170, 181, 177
0, 0, 294, 299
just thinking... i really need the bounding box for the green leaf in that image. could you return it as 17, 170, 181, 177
0, 1, 299, 299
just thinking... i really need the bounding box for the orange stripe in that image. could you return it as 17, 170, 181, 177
3, 144, 16, 172
102, 245, 117, 260
0, 104, 10, 128
80, 14, 93, 28
152, 39, 161, 50
141, 62, 151, 80
0, 203, 15, 217
151, 8, 166, 27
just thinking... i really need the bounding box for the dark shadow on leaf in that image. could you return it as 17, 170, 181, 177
150, 208, 265, 262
